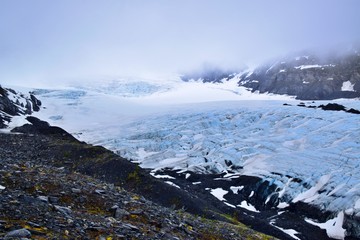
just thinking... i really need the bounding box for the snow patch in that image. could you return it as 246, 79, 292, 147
164, 181, 180, 189
295, 65, 322, 70
249, 191, 254, 198
277, 202, 289, 209
150, 173, 175, 179
210, 188, 228, 201
341, 81, 355, 92
270, 222, 301, 240
224, 202, 236, 208
305, 211, 346, 240
230, 186, 244, 194
237, 200, 259, 212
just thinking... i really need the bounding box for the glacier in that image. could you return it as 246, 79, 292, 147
5, 76, 360, 239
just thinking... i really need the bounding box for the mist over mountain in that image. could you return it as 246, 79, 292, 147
183, 47, 360, 100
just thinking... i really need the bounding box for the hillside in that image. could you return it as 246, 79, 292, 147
0, 117, 278, 239
238, 50, 360, 100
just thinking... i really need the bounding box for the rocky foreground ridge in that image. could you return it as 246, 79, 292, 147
0, 86, 280, 239
2, 87, 359, 239
0, 116, 278, 240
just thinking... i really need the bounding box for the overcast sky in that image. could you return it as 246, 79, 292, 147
1, 0, 360, 86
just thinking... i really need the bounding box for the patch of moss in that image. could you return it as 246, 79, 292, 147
126, 166, 141, 185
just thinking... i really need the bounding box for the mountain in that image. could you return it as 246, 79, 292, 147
238, 50, 360, 100
2, 58, 360, 239
25, 82, 359, 239
0, 85, 42, 128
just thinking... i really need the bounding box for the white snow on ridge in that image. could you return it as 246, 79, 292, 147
237, 200, 259, 212
295, 65, 322, 70
341, 81, 355, 92
270, 222, 301, 240
165, 181, 181, 189
294, 64, 336, 70
230, 186, 244, 194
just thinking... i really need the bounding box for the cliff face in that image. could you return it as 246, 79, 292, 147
0, 85, 41, 128
238, 51, 360, 100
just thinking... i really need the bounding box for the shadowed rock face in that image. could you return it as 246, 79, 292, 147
0, 85, 42, 128
238, 51, 360, 100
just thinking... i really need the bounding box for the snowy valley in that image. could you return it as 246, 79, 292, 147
1, 50, 360, 239
2, 70, 357, 239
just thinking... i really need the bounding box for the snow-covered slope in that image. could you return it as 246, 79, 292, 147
4, 77, 360, 239
0, 85, 42, 130
238, 50, 360, 100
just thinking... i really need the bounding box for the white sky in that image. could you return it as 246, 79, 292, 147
1, 0, 359, 87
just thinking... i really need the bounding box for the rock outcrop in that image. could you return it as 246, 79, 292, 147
0, 85, 42, 128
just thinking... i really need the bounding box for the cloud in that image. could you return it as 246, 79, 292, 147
0, 0, 359, 86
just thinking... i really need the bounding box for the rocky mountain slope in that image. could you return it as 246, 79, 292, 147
238, 50, 360, 100
183, 49, 360, 100
0, 89, 278, 239
0, 85, 41, 128
0, 117, 278, 240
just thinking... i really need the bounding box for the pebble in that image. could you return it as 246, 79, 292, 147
71, 188, 81, 193
37, 195, 49, 202
54, 205, 73, 217
122, 223, 139, 231
95, 189, 106, 195
4, 228, 31, 239
115, 208, 130, 219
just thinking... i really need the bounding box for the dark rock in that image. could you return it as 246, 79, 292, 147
4, 228, 31, 239
30, 94, 41, 112
37, 196, 49, 203
122, 223, 139, 231
54, 205, 72, 217
71, 188, 81, 193
318, 103, 346, 111
11, 116, 79, 141
114, 208, 130, 219
347, 108, 360, 114
48, 196, 59, 204
95, 189, 106, 195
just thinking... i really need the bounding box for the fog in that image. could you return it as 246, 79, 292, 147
1, 0, 359, 87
